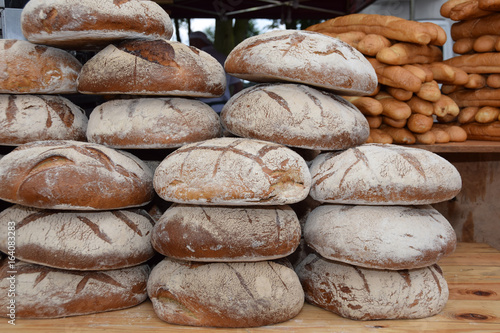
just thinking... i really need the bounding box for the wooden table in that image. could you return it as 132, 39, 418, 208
3, 242, 500, 332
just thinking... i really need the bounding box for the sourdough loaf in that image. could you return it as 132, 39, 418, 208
153, 137, 311, 205
21, 0, 173, 50
0, 260, 149, 318
304, 204, 456, 270
295, 253, 448, 320
0, 94, 87, 145
220, 83, 369, 150
152, 204, 300, 262
0, 205, 155, 270
87, 97, 222, 148
224, 30, 377, 96
148, 258, 304, 327
0, 140, 154, 210
78, 39, 226, 97
309, 143, 462, 205
0, 39, 81, 94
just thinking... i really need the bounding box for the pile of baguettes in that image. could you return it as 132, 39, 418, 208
0, 0, 463, 328
307, 13, 471, 144
441, 0, 500, 140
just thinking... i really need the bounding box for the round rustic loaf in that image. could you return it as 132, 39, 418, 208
152, 204, 301, 262
304, 204, 457, 270
0, 260, 149, 318
220, 83, 370, 150
0, 140, 154, 210
87, 97, 222, 148
309, 143, 462, 205
0, 94, 88, 145
0, 39, 81, 94
224, 30, 377, 96
295, 253, 449, 320
148, 258, 304, 327
21, 0, 173, 50
0, 205, 155, 270
153, 137, 312, 205
78, 39, 226, 97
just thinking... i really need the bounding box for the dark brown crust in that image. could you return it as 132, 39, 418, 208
0, 260, 150, 318
151, 204, 301, 261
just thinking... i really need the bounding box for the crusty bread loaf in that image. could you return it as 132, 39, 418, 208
220, 83, 369, 150
0, 94, 87, 145
0, 205, 155, 270
87, 97, 222, 149
78, 39, 226, 97
309, 143, 462, 205
152, 204, 300, 262
0, 140, 154, 210
0, 39, 81, 94
443, 53, 500, 74
462, 121, 500, 140
295, 253, 449, 320
447, 87, 500, 107
0, 260, 149, 318
147, 258, 304, 327
21, 0, 173, 50
451, 12, 500, 40
304, 204, 456, 270
224, 30, 377, 96
153, 137, 311, 206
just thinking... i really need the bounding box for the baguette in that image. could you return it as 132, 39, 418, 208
375, 92, 412, 120
407, 113, 434, 133
433, 123, 468, 142
306, 14, 442, 45
441, 0, 471, 18
417, 80, 441, 102
368, 58, 422, 92
461, 121, 500, 140
369, 128, 393, 144
385, 86, 413, 101
478, 0, 500, 11
453, 38, 474, 54
487, 74, 500, 88
357, 34, 392, 56
403, 64, 430, 82
366, 115, 383, 128
407, 95, 434, 116
443, 53, 500, 74
447, 87, 500, 107
326, 31, 366, 48
465, 73, 487, 89
449, 0, 494, 21
430, 127, 451, 143
423, 63, 469, 85
437, 113, 459, 123
376, 43, 443, 65
415, 131, 437, 144
475, 106, 500, 123
451, 13, 500, 40
473, 35, 499, 52
441, 84, 461, 94
342, 96, 383, 116
433, 94, 460, 117
382, 116, 407, 128
380, 125, 416, 144
458, 106, 480, 123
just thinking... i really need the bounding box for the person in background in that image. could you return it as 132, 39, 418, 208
189, 31, 244, 113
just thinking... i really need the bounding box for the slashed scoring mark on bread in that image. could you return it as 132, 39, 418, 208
266, 261, 289, 291
224, 263, 256, 300
39, 95, 76, 128
15, 210, 57, 229
119, 39, 180, 68
6, 95, 17, 125
111, 210, 145, 236
353, 266, 371, 293
76, 215, 113, 244
75, 272, 124, 294
428, 265, 443, 294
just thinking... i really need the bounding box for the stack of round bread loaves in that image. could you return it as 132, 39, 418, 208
295, 143, 461, 320
307, 13, 468, 145
441, 0, 500, 140
0, 0, 185, 319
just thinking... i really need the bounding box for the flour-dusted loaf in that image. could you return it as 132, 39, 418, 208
78, 39, 226, 97
148, 258, 304, 327
0, 94, 88, 146
152, 204, 301, 262
0, 260, 149, 318
220, 83, 370, 150
295, 253, 448, 320
153, 137, 312, 205
304, 204, 456, 270
21, 0, 173, 50
0, 39, 81, 94
0, 140, 154, 210
87, 97, 222, 148
0, 205, 155, 270
309, 143, 462, 205
224, 30, 377, 96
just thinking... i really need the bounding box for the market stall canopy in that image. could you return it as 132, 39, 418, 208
154, 0, 378, 20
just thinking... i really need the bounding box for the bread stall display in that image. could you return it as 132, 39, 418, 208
441, 0, 500, 140
306, 14, 469, 145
